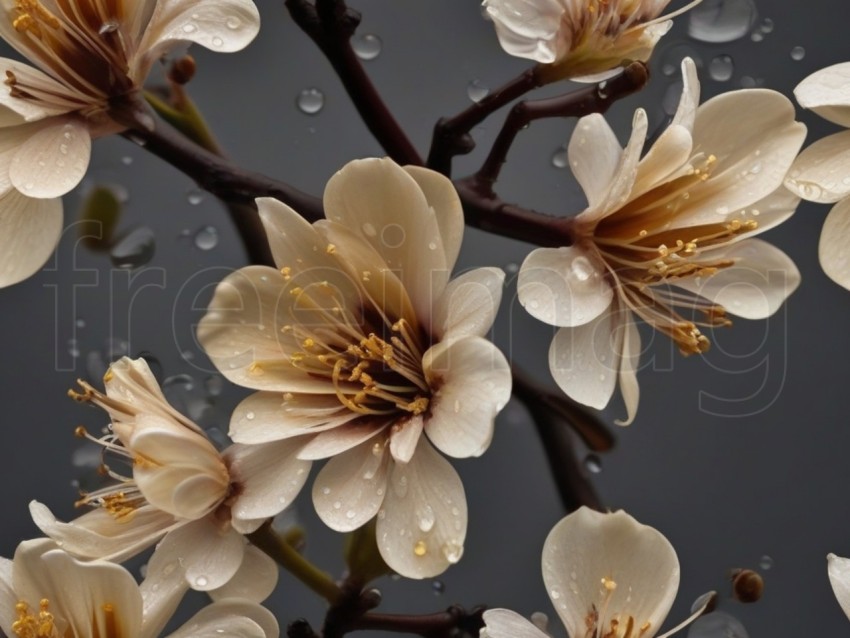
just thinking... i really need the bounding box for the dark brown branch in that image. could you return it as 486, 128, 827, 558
325, 601, 485, 638
427, 68, 541, 175
286, 0, 422, 165
474, 62, 650, 192
511, 365, 608, 512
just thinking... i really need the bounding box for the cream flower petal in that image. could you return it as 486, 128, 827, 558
483, 0, 564, 63
139, 540, 191, 638
674, 239, 800, 320
548, 301, 622, 410
615, 312, 641, 427
29, 501, 180, 563
794, 62, 850, 128
10, 118, 90, 198
590, 108, 649, 221
785, 130, 850, 204
376, 438, 467, 579
323, 157, 449, 319
403, 165, 465, 271
519, 246, 613, 327
819, 198, 850, 290
630, 124, 693, 201
828, 553, 850, 620
481, 609, 550, 638
568, 114, 623, 210
225, 439, 311, 519
389, 415, 424, 464
209, 546, 278, 603
431, 267, 505, 341
312, 438, 391, 532
154, 519, 245, 591
0, 190, 62, 288
230, 392, 358, 444
0, 558, 13, 637
297, 419, 389, 460
422, 337, 511, 459
542, 508, 679, 638
166, 599, 278, 638
137, 0, 260, 69
198, 265, 343, 393
671, 57, 700, 131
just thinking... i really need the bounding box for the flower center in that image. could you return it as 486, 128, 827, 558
6, 0, 133, 105
270, 258, 432, 417
584, 577, 652, 638
13, 598, 123, 638
590, 152, 760, 354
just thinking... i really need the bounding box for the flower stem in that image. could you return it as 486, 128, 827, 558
248, 521, 343, 604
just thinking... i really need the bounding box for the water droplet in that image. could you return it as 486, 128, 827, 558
431, 580, 445, 595
414, 540, 427, 556
226, 16, 242, 29
110, 226, 156, 269
750, 31, 763, 42
187, 189, 204, 205
353, 33, 382, 60
428, 241, 437, 250
570, 256, 594, 282
182, 23, 197, 34
333, 500, 342, 510
212, 36, 224, 47
418, 505, 435, 532
758, 17, 774, 33
121, 156, 133, 165
687, 0, 758, 43
297, 87, 325, 115
596, 80, 609, 99
194, 225, 219, 250
194, 576, 208, 588
362, 222, 377, 237
790, 46, 806, 61
245, 411, 255, 420
321, 486, 331, 495
441, 541, 463, 564
708, 55, 734, 82
467, 79, 490, 103
687, 611, 748, 638
204, 375, 224, 397
759, 555, 773, 570
584, 454, 602, 473
551, 146, 568, 168
345, 509, 357, 519
67, 338, 80, 358
75, 317, 86, 329
550, 589, 561, 600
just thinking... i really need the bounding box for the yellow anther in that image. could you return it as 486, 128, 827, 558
103, 369, 114, 383
280, 266, 292, 280
326, 243, 337, 254
249, 361, 265, 375
406, 396, 430, 415
601, 577, 617, 591
302, 338, 315, 348
289, 286, 303, 296
684, 241, 697, 253
74, 425, 88, 438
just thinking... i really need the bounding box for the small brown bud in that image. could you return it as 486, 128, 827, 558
168, 55, 196, 85
731, 569, 764, 603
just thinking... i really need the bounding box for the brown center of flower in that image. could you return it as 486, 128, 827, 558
272, 261, 432, 417
6, 0, 134, 107
589, 153, 760, 355
583, 577, 652, 638
13, 598, 123, 638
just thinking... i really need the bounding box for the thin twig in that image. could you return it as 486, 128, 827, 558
427, 68, 541, 175
474, 62, 650, 193
286, 0, 422, 165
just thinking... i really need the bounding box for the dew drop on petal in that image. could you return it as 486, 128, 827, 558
467, 79, 490, 103
441, 541, 463, 564
418, 505, 435, 532
569, 256, 594, 282
353, 33, 382, 60
687, 0, 757, 43
182, 22, 197, 34
362, 222, 377, 237
195, 576, 209, 588
226, 16, 242, 29
194, 225, 219, 250
297, 88, 325, 115
212, 36, 224, 47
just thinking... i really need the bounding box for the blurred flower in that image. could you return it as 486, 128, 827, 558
199, 157, 512, 578
785, 62, 850, 290
0, 0, 260, 287
482, 507, 712, 638
482, 0, 702, 83
0, 538, 279, 638
828, 553, 850, 620
31, 357, 285, 598
518, 58, 804, 424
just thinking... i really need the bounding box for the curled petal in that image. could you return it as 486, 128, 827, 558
0, 190, 61, 288
482, 609, 550, 638
786, 130, 850, 204
794, 62, 850, 127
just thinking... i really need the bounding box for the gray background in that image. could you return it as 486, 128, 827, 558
1, 0, 849, 635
